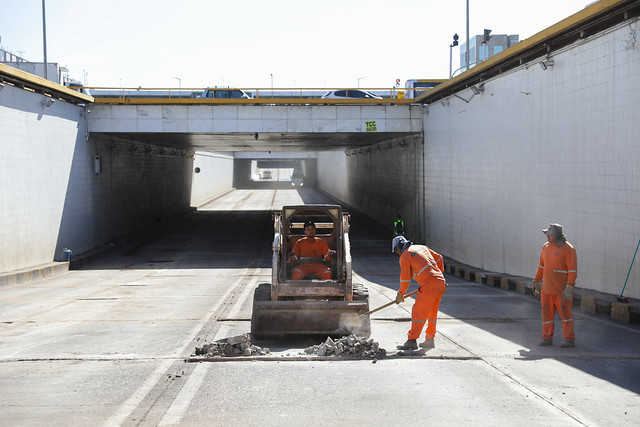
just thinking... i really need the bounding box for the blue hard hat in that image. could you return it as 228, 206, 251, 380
392, 235, 409, 253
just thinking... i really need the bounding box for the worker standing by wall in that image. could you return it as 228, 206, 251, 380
392, 235, 447, 350
393, 214, 405, 236
532, 223, 577, 347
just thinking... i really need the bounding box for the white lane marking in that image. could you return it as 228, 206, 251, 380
225, 276, 258, 321
158, 363, 209, 426
158, 276, 259, 426
105, 269, 251, 427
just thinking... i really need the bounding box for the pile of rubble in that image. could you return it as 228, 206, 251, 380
194, 334, 270, 357
303, 335, 386, 358
193, 333, 386, 359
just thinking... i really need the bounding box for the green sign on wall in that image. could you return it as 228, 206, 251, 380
365, 120, 377, 132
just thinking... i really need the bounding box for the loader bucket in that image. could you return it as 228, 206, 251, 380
251, 283, 371, 340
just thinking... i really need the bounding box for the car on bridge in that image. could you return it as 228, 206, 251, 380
321, 89, 382, 99
198, 87, 252, 99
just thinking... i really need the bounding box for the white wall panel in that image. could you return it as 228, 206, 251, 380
423, 22, 640, 298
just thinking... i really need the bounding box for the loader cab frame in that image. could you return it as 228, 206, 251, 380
251, 203, 370, 339
272, 205, 351, 300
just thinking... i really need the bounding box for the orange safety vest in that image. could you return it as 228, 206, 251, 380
292, 238, 332, 261
398, 245, 445, 294
534, 241, 577, 295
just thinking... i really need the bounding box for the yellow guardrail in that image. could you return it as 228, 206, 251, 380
0, 62, 93, 104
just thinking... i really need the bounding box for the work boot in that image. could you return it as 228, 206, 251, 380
560, 341, 575, 348
396, 339, 418, 350
539, 339, 553, 346
419, 338, 435, 349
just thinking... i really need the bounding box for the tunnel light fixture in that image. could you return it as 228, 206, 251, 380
540, 59, 554, 70
470, 83, 485, 95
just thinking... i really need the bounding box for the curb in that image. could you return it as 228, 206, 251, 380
443, 256, 640, 324
0, 262, 69, 287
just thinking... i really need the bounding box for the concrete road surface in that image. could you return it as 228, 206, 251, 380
0, 189, 638, 426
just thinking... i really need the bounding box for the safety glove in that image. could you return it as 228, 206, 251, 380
532, 281, 541, 296
395, 291, 405, 304
561, 285, 574, 301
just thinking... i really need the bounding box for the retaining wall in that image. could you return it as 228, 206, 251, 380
423, 19, 640, 299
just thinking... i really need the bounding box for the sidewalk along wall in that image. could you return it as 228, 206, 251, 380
191, 151, 233, 207
422, 19, 640, 299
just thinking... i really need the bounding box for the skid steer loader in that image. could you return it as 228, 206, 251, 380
251, 204, 371, 339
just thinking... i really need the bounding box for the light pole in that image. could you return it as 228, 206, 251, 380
466, 0, 470, 72
172, 77, 182, 98
42, 0, 48, 79
357, 76, 366, 88
449, 33, 459, 78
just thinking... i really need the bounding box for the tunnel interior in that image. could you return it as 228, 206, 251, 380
234, 158, 318, 189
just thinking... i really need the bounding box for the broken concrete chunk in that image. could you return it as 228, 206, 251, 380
300, 335, 386, 358
317, 343, 327, 356
227, 334, 251, 346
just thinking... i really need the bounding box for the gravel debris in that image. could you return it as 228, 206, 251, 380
302, 335, 386, 358
193, 333, 386, 359
194, 334, 270, 357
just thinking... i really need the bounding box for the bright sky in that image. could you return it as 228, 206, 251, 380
0, 0, 594, 89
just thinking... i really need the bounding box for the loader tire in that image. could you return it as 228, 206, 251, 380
353, 282, 369, 302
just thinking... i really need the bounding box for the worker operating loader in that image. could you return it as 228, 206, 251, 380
392, 235, 447, 350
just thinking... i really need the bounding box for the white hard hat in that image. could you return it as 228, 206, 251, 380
392, 235, 409, 253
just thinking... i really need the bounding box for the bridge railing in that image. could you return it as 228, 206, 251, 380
84, 87, 428, 105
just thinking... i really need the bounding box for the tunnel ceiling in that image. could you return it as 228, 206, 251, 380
91, 132, 417, 152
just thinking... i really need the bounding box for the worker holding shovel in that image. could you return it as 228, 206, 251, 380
392, 235, 447, 350
532, 223, 577, 348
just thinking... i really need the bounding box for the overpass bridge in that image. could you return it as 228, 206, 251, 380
86, 102, 422, 153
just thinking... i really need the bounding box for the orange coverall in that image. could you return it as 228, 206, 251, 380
398, 245, 447, 340
291, 238, 333, 280
534, 241, 577, 342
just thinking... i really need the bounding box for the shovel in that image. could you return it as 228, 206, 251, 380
360, 289, 419, 317
617, 238, 640, 303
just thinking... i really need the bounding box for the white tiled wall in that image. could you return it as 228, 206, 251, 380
423, 22, 640, 298
1, 85, 87, 271
0, 85, 203, 273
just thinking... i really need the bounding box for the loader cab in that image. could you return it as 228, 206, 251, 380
280, 205, 344, 282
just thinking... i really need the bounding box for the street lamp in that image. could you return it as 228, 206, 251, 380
466, 0, 470, 72
42, 0, 48, 79
172, 77, 182, 89
449, 33, 459, 78
357, 76, 366, 88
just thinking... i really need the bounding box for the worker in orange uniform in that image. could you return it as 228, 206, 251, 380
290, 221, 336, 280
532, 223, 577, 347
392, 235, 447, 350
